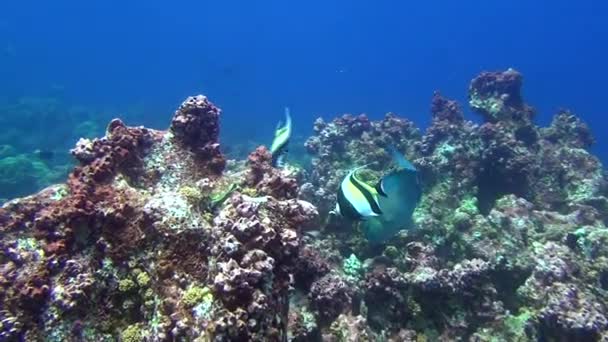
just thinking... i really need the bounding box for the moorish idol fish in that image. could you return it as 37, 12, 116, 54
335, 165, 384, 220
270, 107, 292, 168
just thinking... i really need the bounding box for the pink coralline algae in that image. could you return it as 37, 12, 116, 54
245, 146, 299, 199
208, 191, 313, 340
1, 69, 608, 340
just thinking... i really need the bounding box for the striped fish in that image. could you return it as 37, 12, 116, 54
270, 107, 292, 168
336, 166, 383, 220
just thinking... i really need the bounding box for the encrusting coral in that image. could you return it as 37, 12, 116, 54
1, 70, 607, 341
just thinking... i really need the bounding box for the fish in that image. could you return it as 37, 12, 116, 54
270, 107, 292, 168
335, 165, 383, 220
33, 149, 55, 161
362, 147, 421, 242
303, 230, 322, 238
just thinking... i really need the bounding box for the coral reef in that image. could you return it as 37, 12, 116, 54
300, 68, 608, 339
0, 95, 314, 341
468, 68, 535, 127
1, 69, 608, 341
170, 95, 226, 174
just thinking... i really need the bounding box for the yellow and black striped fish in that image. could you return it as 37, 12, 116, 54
335, 166, 384, 219
270, 107, 291, 168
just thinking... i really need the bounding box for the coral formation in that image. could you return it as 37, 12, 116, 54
1, 69, 608, 340
170, 94, 226, 174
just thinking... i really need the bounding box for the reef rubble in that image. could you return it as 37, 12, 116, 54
1, 70, 607, 341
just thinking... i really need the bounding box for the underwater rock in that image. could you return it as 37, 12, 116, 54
541, 109, 595, 149
293, 245, 331, 290
468, 68, 535, 127
0, 95, 312, 341
324, 314, 377, 341
245, 145, 299, 199
430, 90, 464, 123
309, 273, 357, 324
170, 95, 226, 174
209, 191, 315, 340
300, 69, 607, 339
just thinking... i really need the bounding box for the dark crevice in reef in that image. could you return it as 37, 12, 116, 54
514, 125, 538, 146
434, 234, 469, 267
476, 167, 529, 215
412, 291, 492, 340
539, 323, 601, 342
599, 270, 608, 291
490, 266, 532, 312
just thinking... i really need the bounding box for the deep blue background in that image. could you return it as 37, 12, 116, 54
0, 0, 606, 161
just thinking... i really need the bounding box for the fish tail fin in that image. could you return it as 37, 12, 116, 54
284, 107, 292, 132
273, 154, 286, 168
352, 163, 372, 173
276, 107, 291, 131
284, 107, 291, 121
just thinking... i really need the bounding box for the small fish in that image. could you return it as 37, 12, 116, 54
270, 107, 292, 168
303, 230, 322, 238
34, 149, 54, 161
335, 166, 383, 220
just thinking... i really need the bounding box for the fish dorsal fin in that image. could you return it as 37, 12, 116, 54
387, 146, 416, 171
350, 165, 380, 199
348, 164, 370, 179
283, 107, 292, 135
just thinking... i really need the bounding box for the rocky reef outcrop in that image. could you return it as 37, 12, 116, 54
0, 95, 315, 341
1, 70, 607, 341
300, 69, 608, 340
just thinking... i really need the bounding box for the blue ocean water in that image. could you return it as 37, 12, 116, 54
0, 0, 606, 161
